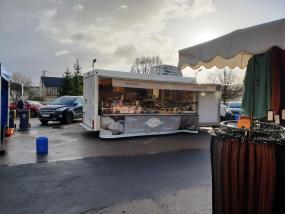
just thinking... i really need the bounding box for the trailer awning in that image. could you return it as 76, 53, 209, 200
178, 18, 285, 70
112, 78, 217, 92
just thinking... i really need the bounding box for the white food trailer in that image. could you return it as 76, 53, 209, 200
81, 69, 220, 138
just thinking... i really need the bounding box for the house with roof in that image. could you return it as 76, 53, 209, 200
40, 76, 63, 100
10, 82, 39, 101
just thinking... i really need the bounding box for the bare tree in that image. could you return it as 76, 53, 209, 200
11, 72, 32, 86
10, 72, 32, 101
207, 69, 244, 104
130, 56, 162, 74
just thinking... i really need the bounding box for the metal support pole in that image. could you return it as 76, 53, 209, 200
0, 63, 2, 144
21, 84, 24, 97
0, 62, 6, 155
250, 59, 255, 129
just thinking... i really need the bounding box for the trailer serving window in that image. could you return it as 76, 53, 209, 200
99, 77, 198, 115
96, 77, 200, 138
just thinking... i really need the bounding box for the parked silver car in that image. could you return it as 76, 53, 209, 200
227, 102, 242, 115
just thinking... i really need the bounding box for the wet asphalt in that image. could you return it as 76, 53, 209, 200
0, 119, 212, 213
0, 150, 211, 214
0, 119, 211, 165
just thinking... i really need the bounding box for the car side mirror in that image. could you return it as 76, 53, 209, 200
73, 103, 78, 107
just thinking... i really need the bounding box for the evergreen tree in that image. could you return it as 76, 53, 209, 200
59, 67, 73, 96
72, 58, 83, 95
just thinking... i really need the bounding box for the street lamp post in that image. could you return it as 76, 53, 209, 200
195, 68, 202, 82
92, 59, 97, 71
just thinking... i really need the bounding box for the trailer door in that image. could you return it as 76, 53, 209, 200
83, 74, 95, 129
198, 91, 220, 126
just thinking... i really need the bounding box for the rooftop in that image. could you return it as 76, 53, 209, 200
84, 69, 196, 84
41, 76, 63, 88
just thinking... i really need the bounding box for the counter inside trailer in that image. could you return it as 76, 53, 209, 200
100, 113, 198, 138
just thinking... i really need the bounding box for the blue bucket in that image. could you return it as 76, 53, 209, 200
36, 136, 48, 155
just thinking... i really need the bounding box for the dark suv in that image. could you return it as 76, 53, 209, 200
39, 96, 83, 125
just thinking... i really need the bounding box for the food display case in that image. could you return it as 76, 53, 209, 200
98, 77, 199, 138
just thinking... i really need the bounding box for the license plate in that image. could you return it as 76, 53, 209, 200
41, 114, 50, 118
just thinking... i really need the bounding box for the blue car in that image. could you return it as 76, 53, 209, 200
39, 96, 83, 125
227, 102, 242, 120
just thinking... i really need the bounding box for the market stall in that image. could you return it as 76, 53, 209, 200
0, 63, 11, 144
178, 18, 285, 214
82, 69, 220, 138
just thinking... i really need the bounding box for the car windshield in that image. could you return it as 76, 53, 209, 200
228, 102, 241, 108
50, 97, 76, 106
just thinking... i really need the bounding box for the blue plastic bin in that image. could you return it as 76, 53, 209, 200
36, 137, 48, 155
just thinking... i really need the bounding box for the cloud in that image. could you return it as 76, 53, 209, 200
120, 4, 128, 9
0, 0, 216, 83
73, 3, 84, 11
188, 0, 216, 17
114, 44, 137, 57
70, 32, 84, 41
55, 50, 69, 56
165, 0, 216, 18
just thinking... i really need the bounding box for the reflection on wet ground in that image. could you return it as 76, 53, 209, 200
1, 118, 211, 165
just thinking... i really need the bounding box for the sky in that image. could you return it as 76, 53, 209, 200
0, 0, 285, 85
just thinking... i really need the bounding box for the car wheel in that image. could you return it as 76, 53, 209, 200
40, 120, 48, 125
64, 112, 74, 124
